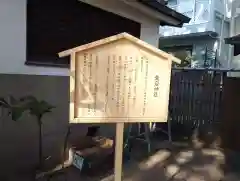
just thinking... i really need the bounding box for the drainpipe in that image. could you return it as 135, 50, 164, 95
228, 0, 235, 68
219, 0, 227, 60
193, 0, 197, 23
209, 0, 215, 31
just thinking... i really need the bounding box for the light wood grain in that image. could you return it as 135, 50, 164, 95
58, 33, 181, 181
58, 32, 181, 64
114, 122, 124, 181
70, 53, 76, 121
60, 34, 180, 124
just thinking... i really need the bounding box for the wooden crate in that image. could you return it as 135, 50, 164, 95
72, 137, 114, 175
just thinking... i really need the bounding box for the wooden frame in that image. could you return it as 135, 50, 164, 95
59, 33, 181, 181
59, 33, 181, 124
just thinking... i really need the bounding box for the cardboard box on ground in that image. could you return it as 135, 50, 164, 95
69, 126, 114, 175
71, 136, 114, 175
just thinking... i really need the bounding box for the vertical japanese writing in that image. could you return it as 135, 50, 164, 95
115, 56, 121, 112
112, 55, 116, 105
141, 57, 143, 73
87, 54, 92, 116
121, 56, 127, 114
127, 57, 133, 116
128, 57, 132, 101
142, 58, 149, 116
133, 57, 138, 106
104, 56, 110, 113
93, 55, 98, 114
125, 57, 130, 116
83, 53, 87, 116
153, 75, 160, 97
89, 54, 92, 84
83, 54, 87, 83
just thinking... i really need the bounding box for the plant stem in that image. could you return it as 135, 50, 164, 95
38, 118, 43, 169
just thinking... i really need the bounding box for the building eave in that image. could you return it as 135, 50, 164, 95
159, 31, 219, 41
137, 0, 191, 27
225, 34, 240, 45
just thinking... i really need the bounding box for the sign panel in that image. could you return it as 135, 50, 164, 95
58, 33, 179, 123
72, 43, 172, 123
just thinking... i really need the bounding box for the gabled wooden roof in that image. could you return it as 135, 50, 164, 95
58, 32, 181, 64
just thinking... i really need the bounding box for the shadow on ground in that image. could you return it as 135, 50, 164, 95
2, 122, 240, 181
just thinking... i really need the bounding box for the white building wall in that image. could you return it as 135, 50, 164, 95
228, 0, 240, 77
0, 0, 162, 174
160, 0, 213, 36
214, 0, 232, 18
160, 0, 232, 68
162, 0, 232, 36
0, 0, 160, 76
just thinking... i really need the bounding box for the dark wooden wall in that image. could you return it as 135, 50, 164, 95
221, 77, 240, 151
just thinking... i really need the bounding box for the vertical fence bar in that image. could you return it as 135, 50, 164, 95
169, 68, 231, 139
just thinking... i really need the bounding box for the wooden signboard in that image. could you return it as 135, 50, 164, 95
59, 33, 181, 123
59, 33, 180, 181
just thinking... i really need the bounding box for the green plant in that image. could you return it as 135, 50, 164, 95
20, 96, 55, 168
0, 96, 27, 121
172, 54, 195, 68
0, 95, 55, 170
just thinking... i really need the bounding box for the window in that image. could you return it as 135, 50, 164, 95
167, 0, 177, 6
234, 15, 240, 34
223, 21, 230, 38
183, 11, 194, 19
178, 0, 194, 13
177, 0, 194, 24
26, 0, 141, 67
163, 45, 193, 67
215, 16, 222, 35
234, 44, 240, 56
194, 0, 210, 23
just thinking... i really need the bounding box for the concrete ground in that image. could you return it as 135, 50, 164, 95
3, 141, 240, 181
36, 141, 240, 181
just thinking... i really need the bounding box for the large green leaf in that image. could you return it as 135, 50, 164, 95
11, 106, 27, 121
0, 95, 55, 122
9, 96, 18, 105
0, 97, 10, 108
0, 96, 29, 121
19, 95, 37, 105
20, 96, 55, 120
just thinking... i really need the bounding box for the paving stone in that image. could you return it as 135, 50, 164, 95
8, 142, 237, 181
165, 164, 181, 178
222, 174, 240, 181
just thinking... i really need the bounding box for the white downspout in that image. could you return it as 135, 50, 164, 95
218, 0, 227, 58
193, 0, 197, 23
228, 0, 235, 68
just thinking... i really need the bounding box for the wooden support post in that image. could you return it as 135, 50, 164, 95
114, 122, 124, 181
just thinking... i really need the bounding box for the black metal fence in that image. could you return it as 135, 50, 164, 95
169, 68, 227, 128
154, 68, 240, 143
163, 68, 232, 140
